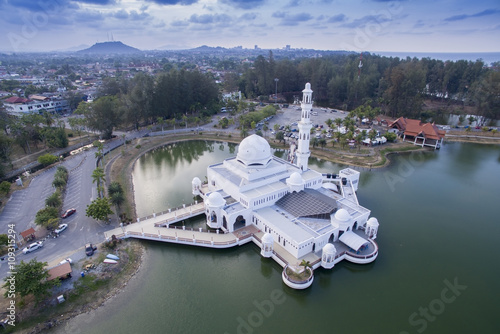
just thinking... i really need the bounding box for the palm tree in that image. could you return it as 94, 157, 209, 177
300, 259, 311, 269
263, 124, 268, 138
334, 118, 343, 132
92, 167, 106, 198
325, 118, 333, 130
240, 127, 248, 138
110, 191, 125, 209
355, 133, 364, 152
45, 192, 61, 208
157, 117, 165, 132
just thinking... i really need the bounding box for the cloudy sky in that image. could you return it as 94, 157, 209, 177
0, 0, 499, 53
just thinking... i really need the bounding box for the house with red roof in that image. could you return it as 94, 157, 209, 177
389, 117, 445, 149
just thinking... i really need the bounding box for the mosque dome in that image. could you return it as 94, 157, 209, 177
191, 177, 202, 186
207, 192, 225, 207
262, 233, 274, 244
367, 217, 379, 227
236, 134, 272, 167
334, 208, 351, 222
288, 172, 303, 186
322, 243, 336, 254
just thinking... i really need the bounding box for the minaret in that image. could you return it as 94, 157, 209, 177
296, 83, 313, 171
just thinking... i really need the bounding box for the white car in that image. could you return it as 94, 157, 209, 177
55, 223, 68, 234
22, 241, 43, 254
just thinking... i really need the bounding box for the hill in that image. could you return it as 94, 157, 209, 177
78, 41, 141, 54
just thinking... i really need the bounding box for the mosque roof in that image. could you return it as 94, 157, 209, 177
236, 134, 272, 167
275, 188, 337, 218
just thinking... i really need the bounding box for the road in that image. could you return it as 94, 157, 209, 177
0, 129, 149, 280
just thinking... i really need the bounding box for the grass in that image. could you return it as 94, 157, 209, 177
374, 144, 424, 167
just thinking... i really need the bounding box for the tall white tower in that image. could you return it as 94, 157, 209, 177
296, 83, 313, 171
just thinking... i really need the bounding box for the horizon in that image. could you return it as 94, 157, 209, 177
0, 0, 499, 54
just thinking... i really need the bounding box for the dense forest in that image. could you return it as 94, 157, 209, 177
225, 52, 499, 122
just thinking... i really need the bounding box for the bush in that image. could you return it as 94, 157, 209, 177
68, 133, 74, 137
135, 144, 141, 149
0, 181, 11, 196
35, 206, 59, 227
384, 132, 398, 142
38, 154, 58, 166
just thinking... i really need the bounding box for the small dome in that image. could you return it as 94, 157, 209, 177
367, 217, 379, 227
303, 82, 312, 93
236, 134, 272, 167
323, 243, 336, 254
288, 172, 303, 186
334, 208, 351, 222
207, 192, 225, 207
192, 177, 201, 186
262, 233, 274, 244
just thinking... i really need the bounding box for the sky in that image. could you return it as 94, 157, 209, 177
0, 0, 499, 53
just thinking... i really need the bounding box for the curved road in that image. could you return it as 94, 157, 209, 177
0, 129, 149, 279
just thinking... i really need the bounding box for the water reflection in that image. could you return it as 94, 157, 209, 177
260, 258, 274, 279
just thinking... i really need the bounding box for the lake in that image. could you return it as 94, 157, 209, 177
59, 140, 500, 334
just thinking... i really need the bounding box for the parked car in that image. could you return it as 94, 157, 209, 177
85, 243, 97, 256
54, 223, 68, 234
59, 258, 73, 265
61, 208, 76, 218
23, 241, 43, 254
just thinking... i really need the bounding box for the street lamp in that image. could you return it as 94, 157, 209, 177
274, 78, 279, 104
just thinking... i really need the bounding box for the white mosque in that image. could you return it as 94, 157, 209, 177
192, 83, 379, 289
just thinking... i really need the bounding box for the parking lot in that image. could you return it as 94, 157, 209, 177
257, 104, 350, 139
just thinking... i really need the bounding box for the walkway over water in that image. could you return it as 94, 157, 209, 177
134, 202, 205, 227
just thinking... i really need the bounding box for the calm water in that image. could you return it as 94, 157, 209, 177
61, 141, 500, 334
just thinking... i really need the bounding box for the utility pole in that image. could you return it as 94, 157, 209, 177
274, 78, 279, 104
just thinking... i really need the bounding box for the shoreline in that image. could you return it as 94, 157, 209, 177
8, 130, 498, 332
9, 241, 146, 334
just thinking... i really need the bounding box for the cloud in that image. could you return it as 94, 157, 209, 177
413, 20, 425, 29
74, 9, 106, 23
272, 11, 286, 19
341, 14, 392, 28
113, 9, 150, 20
146, 0, 198, 5
2, 0, 78, 12
328, 14, 346, 23
444, 9, 500, 22
189, 13, 232, 24
219, 0, 266, 10
240, 13, 258, 21
272, 11, 313, 26
114, 9, 129, 20
171, 20, 189, 27
73, 0, 116, 4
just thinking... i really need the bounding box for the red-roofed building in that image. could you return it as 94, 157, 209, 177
389, 117, 445, 149
4, 96, 30, 104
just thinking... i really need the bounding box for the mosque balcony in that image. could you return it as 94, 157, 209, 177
345, 239, 378, 264
282, 265, 314, 289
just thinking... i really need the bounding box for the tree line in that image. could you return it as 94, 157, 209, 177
227, 52, 499, 122
76, 69, 220, 138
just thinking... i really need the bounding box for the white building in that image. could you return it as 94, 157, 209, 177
195, 83, 379, 267
3, 95, 70, 115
